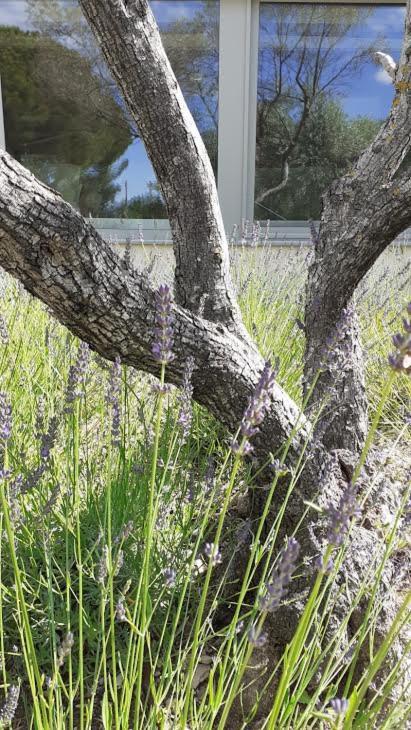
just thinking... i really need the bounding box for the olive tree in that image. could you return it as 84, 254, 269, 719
0, 0, 409, 684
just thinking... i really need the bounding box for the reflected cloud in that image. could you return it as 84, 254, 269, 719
151, 1, 199, 25
375, 68, 393, 85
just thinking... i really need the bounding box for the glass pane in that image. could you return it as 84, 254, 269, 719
254, 4, 405, 221
0, 0, 219, 219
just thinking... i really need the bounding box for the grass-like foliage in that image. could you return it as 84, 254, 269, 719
0, 251, 409, 729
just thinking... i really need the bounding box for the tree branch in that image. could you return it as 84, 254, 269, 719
0, 149, 307, 466
78, 0, 246, 338
255, 160, 290, 204
302, 1, 411, 452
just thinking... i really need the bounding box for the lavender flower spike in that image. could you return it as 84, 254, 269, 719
57, 632, 74, 668
163, 567, 176, 587
259, 537, 300, 612
0, 314, 9, 345
65, 340, 90, 412
115, 598, 127, 622
388, 301, 411, 374
232, 361, 277, 455
330, 698, 349, 716
248, 625, 268, 647
204, 542, 222, 566
177, 356, 194, 439
152, 284, 174, 365
0, 683, 20, 726
326, 482, 361, 547
0, 392, 12, 444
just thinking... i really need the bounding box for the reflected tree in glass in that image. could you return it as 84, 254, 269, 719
254, 4, 404, 221
14, 0, 220, 219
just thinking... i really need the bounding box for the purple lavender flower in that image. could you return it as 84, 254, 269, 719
35, 396, 45, 439
388, 302, 411, 374
231, 362, 277, 455
204, 542, 222, 566
163, 567, 176, 588
115, 520, 134, 544
329, 698, 349, 716
22, 462, 46, 494
326, 482, 361, 547
57, 632, 74, 668
314, 554, 334, 574
21, 417, 59, 494
43, 484, 62, 515
115, 598, 127, 622
65, 341, 90, 412
230, 440, 254, 456
97, 545, 109, 586
0, 315, 9, 345
152, 285, 174, 365
247, 625, 268, 647
252, 221, 261, 247
9, 474, 23, 528
114, 550, 124, 576
151, 382, 172, 395
229, 223, 238, 245
0, 392, 12, 444
270, 459, 288, 476
177, 356, 194, 440
0, 683, 20, 725
40, 416, 58, 460
259, 537, 300, 612
106, 356, 121, 447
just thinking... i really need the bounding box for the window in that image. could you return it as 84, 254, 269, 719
254, 4, 405, 222
0, 0, 219, 219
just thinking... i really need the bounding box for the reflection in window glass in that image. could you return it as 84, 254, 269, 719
255, 4, 405, 221
0, 0, 219, 218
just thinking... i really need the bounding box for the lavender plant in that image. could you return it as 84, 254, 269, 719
0, 273, 408, 730
65, 340, 90, 412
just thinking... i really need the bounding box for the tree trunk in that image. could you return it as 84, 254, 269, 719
79, 0, 247, 340
304, 3, 411, 450
1, 2, 411, 721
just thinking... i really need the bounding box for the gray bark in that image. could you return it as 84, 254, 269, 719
304, 4, 411, 451
78, 0, 246, 340
0, 150, 306, 468
0, 0, 409, 492
0, 4, 410, 719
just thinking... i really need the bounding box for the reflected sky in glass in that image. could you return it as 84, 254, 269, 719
259, 4, 405, 120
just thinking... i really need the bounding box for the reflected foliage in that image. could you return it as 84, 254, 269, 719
0, 0, 219, 219
0, 25, 132, 216
254, 4, 399, 220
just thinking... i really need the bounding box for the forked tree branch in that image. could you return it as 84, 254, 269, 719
78, 0, 246, 339
0, 150, 307, 465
